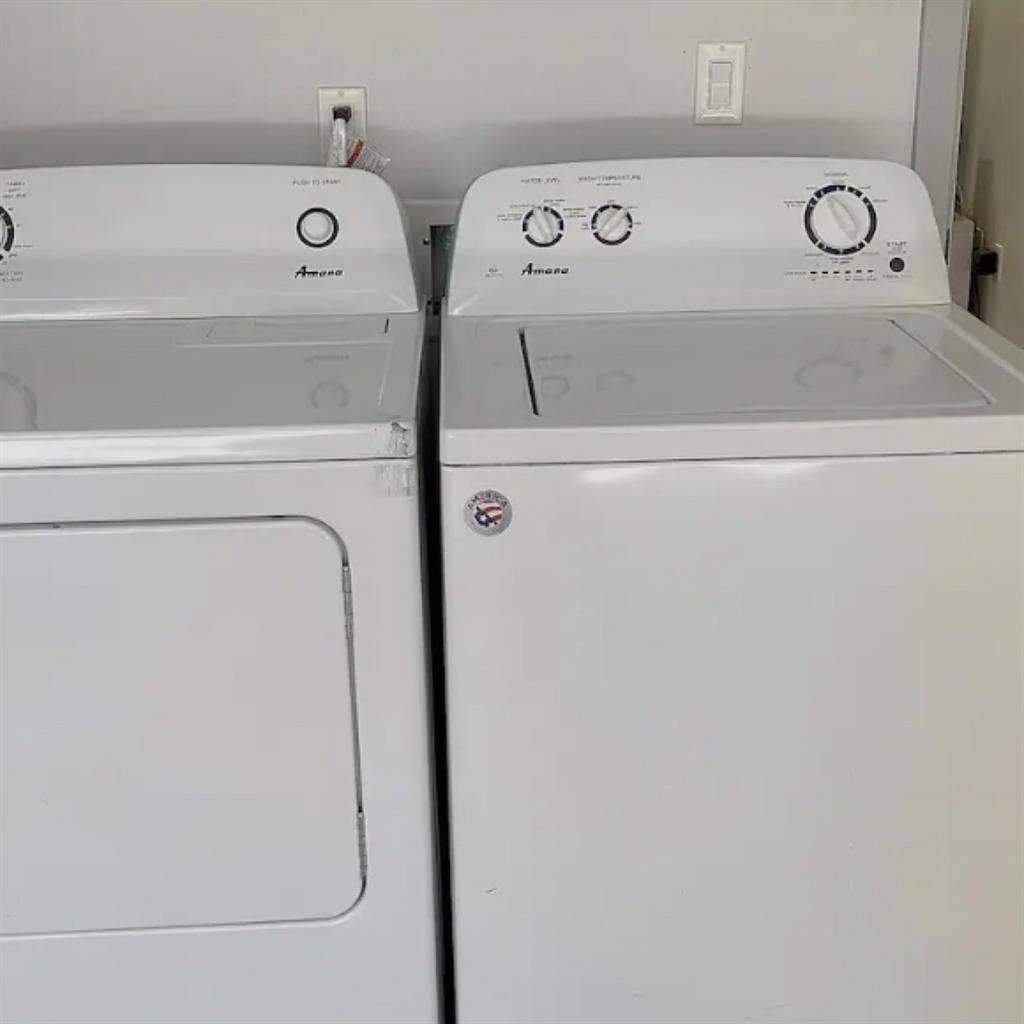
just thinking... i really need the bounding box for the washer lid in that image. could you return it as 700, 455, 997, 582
0, 313, 423, 467
524, 316, 987, 419
440, 306, 1024, 465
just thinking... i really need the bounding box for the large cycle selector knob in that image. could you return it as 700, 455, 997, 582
804, 184, 877, 256
297, 207, 339, 248
591, 203, 633, 246
0, 206, 13, 257
522, 206, 564, 247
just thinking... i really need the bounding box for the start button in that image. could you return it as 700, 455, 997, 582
297, 207, 339, 248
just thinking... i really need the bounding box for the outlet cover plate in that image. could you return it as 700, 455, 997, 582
993, 242, 1005, 282
317, 87, 368, 163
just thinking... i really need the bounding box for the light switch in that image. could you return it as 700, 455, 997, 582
695, 42, 746, 125
709, 61, 733, 84
708, 61, 733, 110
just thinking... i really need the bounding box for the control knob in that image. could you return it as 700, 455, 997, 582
804, 185, 877, 256
591, 203, 633, 245
0, 206, 13, 255
522, 206, 564, 247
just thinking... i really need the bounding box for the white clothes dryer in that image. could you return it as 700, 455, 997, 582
0, 165, 439, 1023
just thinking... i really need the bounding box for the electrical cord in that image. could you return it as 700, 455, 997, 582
327, 106, 351, 168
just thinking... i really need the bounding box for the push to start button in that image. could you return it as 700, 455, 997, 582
297, 207, 339, 248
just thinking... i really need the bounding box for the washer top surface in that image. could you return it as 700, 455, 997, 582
524, 314, 986, 419
441, 305, 1024, 465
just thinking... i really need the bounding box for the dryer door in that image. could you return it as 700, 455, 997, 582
0, 517, 363, 935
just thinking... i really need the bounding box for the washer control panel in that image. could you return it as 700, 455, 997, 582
0, 166, 418, 319
447, 158, 950, 316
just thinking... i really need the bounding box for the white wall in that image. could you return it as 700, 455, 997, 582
958, 0, 1023, 345
1, 0, 927, 206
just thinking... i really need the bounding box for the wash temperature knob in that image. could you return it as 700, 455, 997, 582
592, 204, 633, 246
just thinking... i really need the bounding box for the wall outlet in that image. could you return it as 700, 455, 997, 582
993, 242, 1004, 282
317, 87, 368, 162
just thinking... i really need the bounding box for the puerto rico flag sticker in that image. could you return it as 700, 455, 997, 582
464, 490, 512, 536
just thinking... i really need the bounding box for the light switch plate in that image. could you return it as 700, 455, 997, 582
317, 87, 368, 163
695, 42, 746, 125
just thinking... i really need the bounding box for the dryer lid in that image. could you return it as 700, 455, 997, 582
0, 313, 423, 467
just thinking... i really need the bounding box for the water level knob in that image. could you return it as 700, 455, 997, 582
522, 206, 564, 247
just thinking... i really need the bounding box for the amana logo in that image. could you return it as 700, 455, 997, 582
521, 262, 569, 276
295, 264, 344, 279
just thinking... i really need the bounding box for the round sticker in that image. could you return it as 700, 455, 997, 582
464, 490, 512, 536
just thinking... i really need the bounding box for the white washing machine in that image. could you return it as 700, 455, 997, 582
0, 166, 438, 1022
440, 158, 1024, 1022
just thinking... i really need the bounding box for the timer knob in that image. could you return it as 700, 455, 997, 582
591, 203, 633, 245
0, 206, 14, 254
297, 207, 339, 248
522, 206, 564, 247
804, 185, 877, 256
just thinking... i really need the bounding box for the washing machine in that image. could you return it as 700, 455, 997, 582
0, 166, 438, 1022
440, 158, 1024, 1022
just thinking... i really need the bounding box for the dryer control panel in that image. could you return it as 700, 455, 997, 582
447, 158, 950, 316
0, 166, 419, 319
